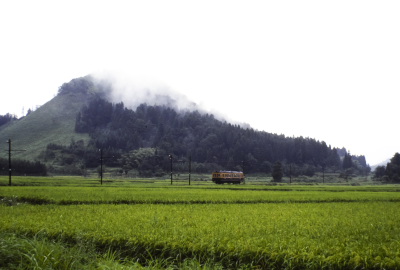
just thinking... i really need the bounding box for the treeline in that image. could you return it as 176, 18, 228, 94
0, 113, 17, 127
67, 97, 368, 176
0, 158, 47, 176
374, 153, 400, 182
1, 114, 48, 177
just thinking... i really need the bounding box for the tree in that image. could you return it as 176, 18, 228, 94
339, 168, 353, 181
0, 158, 47, 176
0, 113, 16, 126
385, 153, 400, 182
373, 166, 386, 180
120, 148, 163, 177
303, 164, 315, 177
72, 97, 347, 173
342, 153, 353, 170
272, 161, 283, 182
261, 161, 272, 174
43, 77, 372, 175
391, 152, 400, 166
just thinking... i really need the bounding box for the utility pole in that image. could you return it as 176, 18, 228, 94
8, 139, 11, 186
98, 149, 114, 185
99, 149, 103, 185
169, 154, 173, 185
242, 160, 245, 184
289, 164, 292, 184
188, 155, 191, 186
6, 139, 26, 186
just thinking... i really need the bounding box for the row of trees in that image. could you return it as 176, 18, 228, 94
374, 153, 400, 182
0, 158, 47, 176
0, 114, 17, 127
66, 96, 370, 176
75, 99, 333, 170
33, 76, 370, 177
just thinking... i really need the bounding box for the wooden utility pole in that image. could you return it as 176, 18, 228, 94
169, 154, 173, 185
99, 149, 103, 185
188, 156, 191, 185
6, 139, 26, 186
98, 149, 114, 185
7, 139, 11, 186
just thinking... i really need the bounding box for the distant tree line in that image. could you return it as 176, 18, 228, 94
374, 153, 400, 183
1, 114, 48, 176
53, 97, 368, 176
31, 76, 370, 177
0, 113, 17, 127
0, 158, 47, 176
1, 76, 370, 178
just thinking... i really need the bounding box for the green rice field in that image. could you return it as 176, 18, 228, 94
1, 176, 400, 269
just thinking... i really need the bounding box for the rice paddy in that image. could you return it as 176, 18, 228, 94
0, 176, 399, 269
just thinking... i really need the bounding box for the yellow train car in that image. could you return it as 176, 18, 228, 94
212, 171, 245, 184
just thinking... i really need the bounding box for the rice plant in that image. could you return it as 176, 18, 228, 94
1, 202, 399, 269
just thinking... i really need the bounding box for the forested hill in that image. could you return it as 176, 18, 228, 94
2, 75, 369, 176
52, 75, 366, 176
75, 98, 342, 170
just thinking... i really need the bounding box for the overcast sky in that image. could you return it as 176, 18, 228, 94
1, 1, 399, 165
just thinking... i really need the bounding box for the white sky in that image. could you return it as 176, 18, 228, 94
1, 0, 399, 165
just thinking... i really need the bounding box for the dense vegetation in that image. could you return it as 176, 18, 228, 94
4, 76, 370, 177
0, 113, 16, 127
374, 152, 400, 183
0, 157, 47, 176
71, 94, 370, 176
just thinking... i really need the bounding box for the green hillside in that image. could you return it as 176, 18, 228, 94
0, 90, 90, 161
0, 75, 371, 179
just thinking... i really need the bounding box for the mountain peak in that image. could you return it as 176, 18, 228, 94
57, 74, 199, 114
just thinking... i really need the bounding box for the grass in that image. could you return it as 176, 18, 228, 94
0, 232, 227, 269
0, 91, 90, 161
1, 186, 400, 205
0, 232, 96, 270
1, 176, 400, 205
1, 203, 400, 269
1, 176, 400, 269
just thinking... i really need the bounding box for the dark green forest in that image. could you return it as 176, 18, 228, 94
0, 114, 16, 127
2, 76, 372, 178
374, 153, 400, 183
0, 158, 47, 176
74, 98, 345, 172
40, 76, 370, 177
